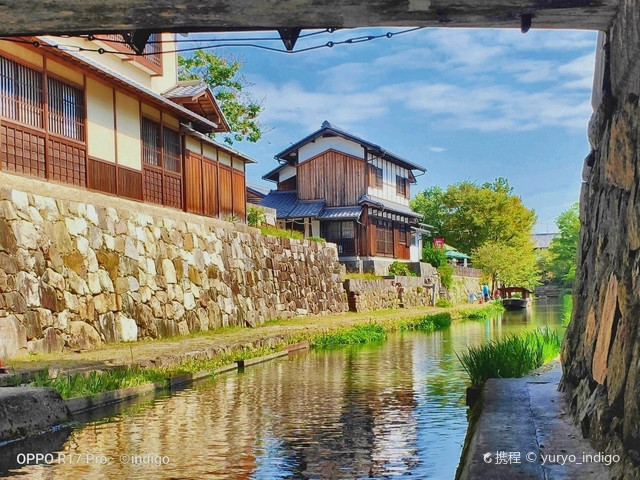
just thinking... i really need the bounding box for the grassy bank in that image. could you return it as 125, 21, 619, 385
457, 301, 505, 321
457, 328, 562, 387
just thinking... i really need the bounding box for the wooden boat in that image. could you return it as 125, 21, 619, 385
499, 286, 533, 310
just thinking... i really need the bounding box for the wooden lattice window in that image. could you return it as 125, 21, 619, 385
375, 218, 394, 256
322, 221, 355, 255
142, 117, 161, 167
163, 126, 180, 172
396, 175, 408, 198
369, 164, 383, 187
0, 56, 43, 128
47, 77, 84, 141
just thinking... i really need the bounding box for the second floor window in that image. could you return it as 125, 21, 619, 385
396, 175, 409, 198
369, 164, 383, 187
142, 117, 181, 172
47, 77, 84, 141
0, 56, 43, 128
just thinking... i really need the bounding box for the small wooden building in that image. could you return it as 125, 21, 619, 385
0, 35, 253, 220
261, 121, 425, 268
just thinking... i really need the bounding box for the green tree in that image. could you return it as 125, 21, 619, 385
178, 51, 263, 145
548, 203, 580, 286
473, 241, 539, 290
422, 243, 448, 268
411, 178, 536, 255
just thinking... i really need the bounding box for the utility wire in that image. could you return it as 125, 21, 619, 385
0, 27, 423, 56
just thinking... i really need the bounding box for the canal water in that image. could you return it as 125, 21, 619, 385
2, 300, 567, 479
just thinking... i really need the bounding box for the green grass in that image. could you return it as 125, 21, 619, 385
307, 236, 326, 243
259, 225, 304, 240
457, 328, 563, 387
30, 344, 286, 400
344, 272, 383, 280
435, 298, 453, 308
458, 301, 505, 321
311, 323, 387, 348
396, 313, 452, 332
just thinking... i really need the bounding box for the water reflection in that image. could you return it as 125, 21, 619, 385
3, 301, 565, 479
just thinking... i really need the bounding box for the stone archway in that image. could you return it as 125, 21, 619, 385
0, 0, 638, 477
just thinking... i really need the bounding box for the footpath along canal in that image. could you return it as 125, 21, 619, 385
1, 299, 567, 479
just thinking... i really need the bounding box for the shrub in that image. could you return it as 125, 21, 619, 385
388, 261, 416, 277
437, 264, 454, 289
457, 328, 563, 387
247, 206, 266, 227
435, 297, 453, 308
399, 312, 452, 331
458, 301, 505, 320
422, 243, 448, 268
259, 225, 304, 240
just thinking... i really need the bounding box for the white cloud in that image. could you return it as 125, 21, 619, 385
429, 147, 446, 153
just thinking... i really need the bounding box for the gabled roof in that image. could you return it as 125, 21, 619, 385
181, 124, 256, 164
276, 121, 426, 174
262, 163, 288, 183
317, 206, 362, 220
163, 80, 229, 132
358, 194, 423, 218
38, 37, 222, 135
532, 233, 558, 249
246, 183, 270, 198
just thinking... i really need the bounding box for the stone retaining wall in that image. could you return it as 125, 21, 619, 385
344, 268, 438, 312
0, 173, 347, 360
560, 2, 640, 478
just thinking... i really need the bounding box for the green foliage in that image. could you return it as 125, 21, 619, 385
398, 313, 452, 331
422, 243, 448, 268
388, 261, 417, 277
344, 272, 382, 280
259, 225, 304, 240
458, 301, 505, 320
247, 206, 266, 227
472, 241, 539, 290
437, 264, 454, 289
562, 293, 573, 326
178, 51, 263, 145
307, 236, 326, 243
311, 324, 387, 349
411, 178, 536, 255
548, 203, 580, 286
435, 297, 453, 308
457, 328, 563, 387
224, 213, 239, 224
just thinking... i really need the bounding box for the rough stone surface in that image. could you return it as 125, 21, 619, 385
0, 387, 70, 442
0, 176, 347, 357
561, 2, 640, 478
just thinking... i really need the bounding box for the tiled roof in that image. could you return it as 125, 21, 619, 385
163, 81, 207, 99
38, 37, 221, 134
317, 206, 362, 220
276, 121, 426, 173
259, 191, 325, 219
358, 194, 423, 218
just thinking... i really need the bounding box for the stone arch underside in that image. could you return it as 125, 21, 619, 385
1, 0, 639, 478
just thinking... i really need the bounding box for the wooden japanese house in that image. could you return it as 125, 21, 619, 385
0, 34, 253, 220
260, 121, 426, 267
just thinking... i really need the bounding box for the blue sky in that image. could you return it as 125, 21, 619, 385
195, 27, 598, 233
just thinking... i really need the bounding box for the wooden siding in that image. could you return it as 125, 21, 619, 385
185, 150, 203, 214
297, 149, 365, 206
117, 166, 143, 200
232, 169, 246, 218
47, 136, 86, 186
1, 120, 46, 178
277, 175, 296, 191
202, 159, 218, 216
219, 164, 233, 216
88, 157, 116, 194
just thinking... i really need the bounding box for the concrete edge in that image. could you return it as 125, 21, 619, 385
64, 382, 164, 415
237, 350, 289, 368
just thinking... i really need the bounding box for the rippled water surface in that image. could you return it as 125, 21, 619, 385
3, 300, 566, 479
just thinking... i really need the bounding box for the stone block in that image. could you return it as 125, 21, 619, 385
0, 314, 27, 358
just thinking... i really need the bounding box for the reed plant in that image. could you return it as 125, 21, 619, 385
458, 301, 505, 321
397, 313, 452, 332
457, 328, 562, 387
311, 323, 387, 349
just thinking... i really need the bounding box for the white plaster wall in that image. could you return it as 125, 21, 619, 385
298, 136, 364, 162
115, 91, 141, 170
86, 78, 116, 163
279, 164, 297, 182
366, 154, 410, 206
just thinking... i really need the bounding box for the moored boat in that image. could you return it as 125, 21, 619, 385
499, 286, 533, 310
